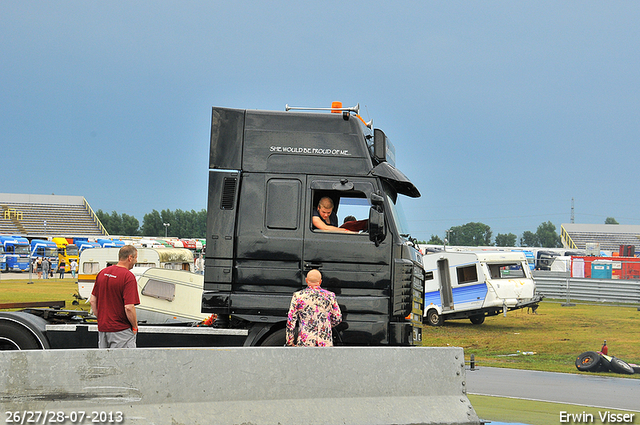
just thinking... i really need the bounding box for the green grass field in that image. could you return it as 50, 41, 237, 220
468, 395, 637, 425
0, 277, 90, 312
421, 299, 640, 376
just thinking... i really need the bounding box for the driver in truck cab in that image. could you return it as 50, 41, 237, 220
312, 197, 353, 233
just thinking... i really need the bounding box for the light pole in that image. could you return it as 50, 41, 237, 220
27, 247, 33, 284
445, 229, 453, 251
163, 222, 170, 237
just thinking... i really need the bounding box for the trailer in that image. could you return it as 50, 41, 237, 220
422, 251, 542, 326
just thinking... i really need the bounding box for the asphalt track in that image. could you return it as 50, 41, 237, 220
466, 366, 640, 412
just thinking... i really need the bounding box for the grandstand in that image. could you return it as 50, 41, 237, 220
561, 223, 640, 252
0, 193, 107, 238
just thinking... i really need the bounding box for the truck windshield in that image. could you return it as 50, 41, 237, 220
45, 248, 58, 257
15, 245, 30, 255
383, 184, 411, 237
66, 246, 79, 256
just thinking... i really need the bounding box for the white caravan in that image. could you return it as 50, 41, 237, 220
135, 267, 209, 323
422, 251, 542, 326
77, 247, 194, 299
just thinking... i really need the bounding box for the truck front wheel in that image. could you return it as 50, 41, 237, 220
425, 309, 443, 327
0, 322, 42, 350
259, 328, 287, 346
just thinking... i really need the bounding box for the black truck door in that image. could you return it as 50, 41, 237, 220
302, 176, 392, 344
231, 173, 306, 318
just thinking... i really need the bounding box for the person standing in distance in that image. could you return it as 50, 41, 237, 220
286, 269, 342, 347
42, 257, 50, 279
89, 245, 140, 348
70, 259, 78, 279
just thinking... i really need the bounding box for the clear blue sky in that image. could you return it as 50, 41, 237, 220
2, 1, 639, 242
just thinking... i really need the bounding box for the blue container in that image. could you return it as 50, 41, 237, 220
591, 262, 612, 279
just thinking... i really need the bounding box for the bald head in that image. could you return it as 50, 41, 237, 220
306, 269, 322, 288
318, 197, 334, 210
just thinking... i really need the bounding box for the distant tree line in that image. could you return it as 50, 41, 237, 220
421, 217, 620, 248
95, 209, 207, 238
421, 221, 562, 248
98, 209, 620, 247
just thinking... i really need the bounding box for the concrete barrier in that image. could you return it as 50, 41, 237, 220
0, 347, 480, 425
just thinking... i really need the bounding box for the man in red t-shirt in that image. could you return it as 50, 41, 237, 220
90, 245, 140, 348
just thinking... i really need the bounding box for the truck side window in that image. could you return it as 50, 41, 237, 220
266, 179, 301, 230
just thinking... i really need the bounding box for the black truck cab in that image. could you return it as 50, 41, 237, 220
202, 105, 425, 345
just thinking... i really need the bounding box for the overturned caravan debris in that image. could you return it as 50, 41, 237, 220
576, 351, 639, 375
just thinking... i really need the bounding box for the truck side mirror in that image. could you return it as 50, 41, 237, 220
370, 192, 384, 206
373, 129, 387, 164
369, 193, 386, 246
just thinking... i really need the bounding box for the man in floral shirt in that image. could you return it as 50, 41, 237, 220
286, 269, 342, 347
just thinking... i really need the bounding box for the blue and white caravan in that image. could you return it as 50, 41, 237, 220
422, 251, 542, 326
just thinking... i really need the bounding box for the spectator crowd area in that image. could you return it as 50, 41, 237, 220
561, 223, 640, 253
0, 193, 106, 239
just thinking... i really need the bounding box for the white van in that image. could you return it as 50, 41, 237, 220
422, 251, 542, 326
